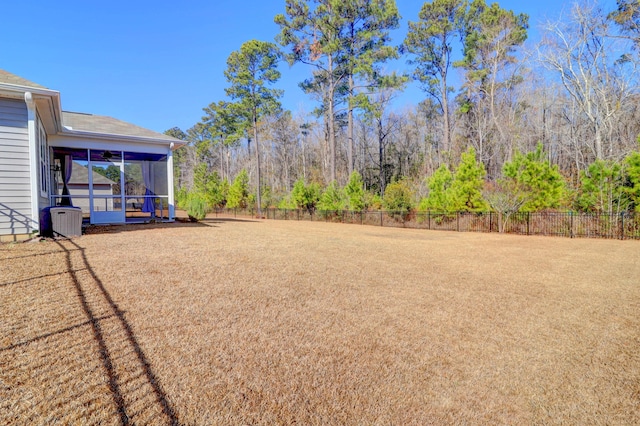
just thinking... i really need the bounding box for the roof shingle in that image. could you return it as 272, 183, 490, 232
0, 69, 48, 89
62, 111, 181, 142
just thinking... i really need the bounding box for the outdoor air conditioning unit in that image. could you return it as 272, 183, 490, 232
40, 207, 83, 238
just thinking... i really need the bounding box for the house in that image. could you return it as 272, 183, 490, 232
0, 70, 186, 242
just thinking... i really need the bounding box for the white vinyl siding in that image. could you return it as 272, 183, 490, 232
0, 98, 32, 236
0, 103, 29, 127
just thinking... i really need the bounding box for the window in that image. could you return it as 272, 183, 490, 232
37, 118, 49, 197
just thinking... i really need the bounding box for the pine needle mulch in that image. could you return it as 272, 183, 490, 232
1, 218, 639, 425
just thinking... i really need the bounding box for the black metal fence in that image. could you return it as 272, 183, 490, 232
210, 207, 640, 240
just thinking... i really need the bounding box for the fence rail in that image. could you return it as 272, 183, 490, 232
209, 208, 640, 240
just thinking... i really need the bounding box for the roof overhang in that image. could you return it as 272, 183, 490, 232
58, 127, 187, 149
0, 80, 185, 150
0, 82, 63, 134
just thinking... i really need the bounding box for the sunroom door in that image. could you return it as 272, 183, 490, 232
89, 150, 124, 224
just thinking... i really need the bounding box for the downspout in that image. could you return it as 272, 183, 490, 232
167, 142, 175, 220
25, 92, 40, 233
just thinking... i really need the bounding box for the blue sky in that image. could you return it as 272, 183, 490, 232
0, 0, 618, 134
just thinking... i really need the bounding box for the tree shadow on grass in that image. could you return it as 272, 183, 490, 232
0, 239, 179, 425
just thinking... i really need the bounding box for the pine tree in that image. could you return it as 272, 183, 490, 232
419, 163, 454, 212
227, 170, 251, 209
225, 40, 282, 215
343, 171, 366, 211
578, 160, 630, 215
610, 0, 640, 48
625, 150, 640, 212
339, 0, 401, 175
318, 181, 345, 211
448, 146, 488, 211
404, 0, 466, 155
276, 1, 345, 182
205, 173, 228, 209
192, 163, 209, 195
291, 178, 321, 213
502, 143, 566, 211
276, 0, 401, 181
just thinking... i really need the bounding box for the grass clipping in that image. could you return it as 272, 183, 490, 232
1, 218, 639, 425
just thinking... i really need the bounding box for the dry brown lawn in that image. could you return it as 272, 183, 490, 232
1, 217, 639, 425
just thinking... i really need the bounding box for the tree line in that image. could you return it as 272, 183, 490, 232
165, 0, 640, 219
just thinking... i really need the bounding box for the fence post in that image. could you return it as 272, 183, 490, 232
428, 210, 431, 230
456, 211, 460, 232
527, 212, 530, 236
380, 211, 383, 227
620, 212, 625, 240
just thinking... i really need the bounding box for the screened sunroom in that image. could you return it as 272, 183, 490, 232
50, 147, 172, 224
45, 111, 182, 225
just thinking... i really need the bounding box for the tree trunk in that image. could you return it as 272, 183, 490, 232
441, 51, 451, 156
348, 73, 354, 177
378, 119, 385, 196
225, 145, 230, 181
301, 129, 307, 181
253, 112, 262, 216
595, 122, 603, 160
219, 140, 224, 179
328, 55, 337, 183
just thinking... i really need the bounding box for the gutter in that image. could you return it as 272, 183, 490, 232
0, 83, 59, 98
